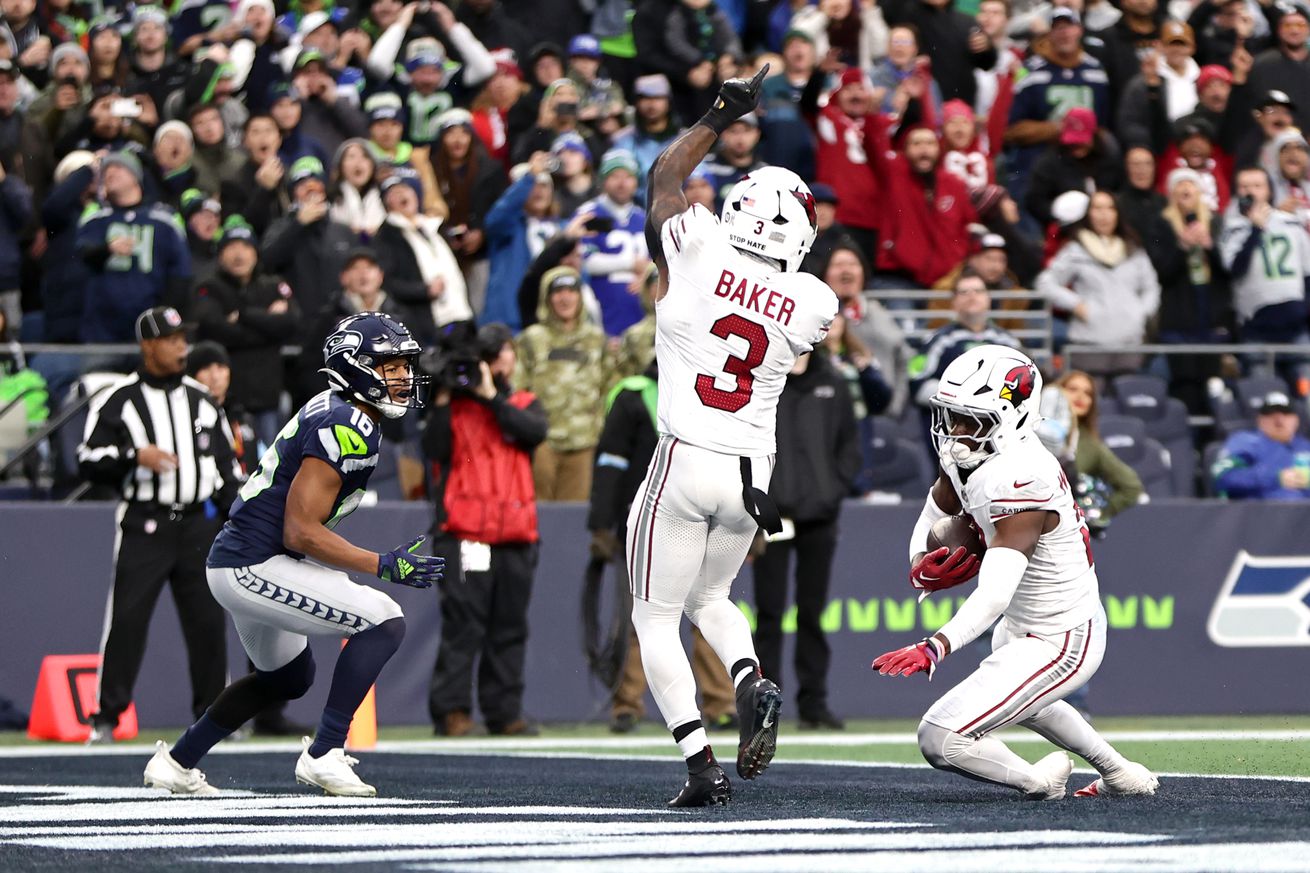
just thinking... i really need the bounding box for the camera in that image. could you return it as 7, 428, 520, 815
584, 215, 615, 233
1238, 194, 1255, 216
420, 321, 489, 392
555, 101, 579, 118
111, 98, 142, 119
545, 155, 562, 174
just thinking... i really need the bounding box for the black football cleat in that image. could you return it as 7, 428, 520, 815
735, 674, 782, 780
668, 762, 732, 807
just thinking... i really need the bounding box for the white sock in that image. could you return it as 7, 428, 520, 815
1021, 700, 1129, 777
676, 727, 710, 759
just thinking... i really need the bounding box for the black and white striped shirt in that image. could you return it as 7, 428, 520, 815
78, 371, 240, 509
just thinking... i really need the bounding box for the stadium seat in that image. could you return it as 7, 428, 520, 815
865, 433, 933, 501
1097, 414, 1175, 498
54, 372, 124, 490
1234, 375, 1291, 417
1200, 441, 1226, 497
1111, 376, 1196, 495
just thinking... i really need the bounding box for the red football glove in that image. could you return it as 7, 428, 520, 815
872, 638, 945, 680
910, 546, 981, 593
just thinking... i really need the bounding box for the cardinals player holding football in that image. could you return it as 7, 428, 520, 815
873, 345, 1158, 800
631, 64, 838, 807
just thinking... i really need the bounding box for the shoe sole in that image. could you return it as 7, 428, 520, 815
737, 686, 782, 780
1074, 778, 1159, 798
668, 781, 732, 807
296, 774, 377, 797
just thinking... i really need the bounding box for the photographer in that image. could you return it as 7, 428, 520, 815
424, 322, 547, 737
1220, 166, 1310, 388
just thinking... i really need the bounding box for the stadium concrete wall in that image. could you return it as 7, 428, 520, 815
4, 501, 1309, 728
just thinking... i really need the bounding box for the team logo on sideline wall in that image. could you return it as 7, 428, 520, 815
1207, 551, 1310, 647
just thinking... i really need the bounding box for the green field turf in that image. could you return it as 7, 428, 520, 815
5, 714, 1309, 778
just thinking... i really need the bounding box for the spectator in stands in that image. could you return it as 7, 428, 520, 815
1219, 166, 1310, 393
564, 34, 625, 136
1024, 108, 1122, 227
789, 0, 889, 71
579, 149, 648, 336
260, 155, 355, 352
656, 0, 741, 120
289, 47, 368, 157
820, 311, 894, 427
57, 84, 150, 160
328, 137, 385, 238
432, 108, 505, 312
515, 266, 608, 501
483, 153, 562, 330
613, 264, 658, 379
86, 16, 126, 90
755, 35, 818, 179
7, 0, 53, 88
193, 220, 301, 447
932, 233, 1032, 330
1189, 0, 1266, 68
1037, 190, 1160, 377
1235, 88, 1297, 173
910, 270, 1022, 428
511, 77, 602, 165
373, 167, 472, 348
180, 189, 222, 279
870, 122, 977, 290
189, 101, 246, 196
472, 49, 532, 170
1213, 389, 1310, 499
881, 0, 998, 106
550, 133, 597, 217
1156, 115, 1230, 214
23, 42, 90, 192
1044, 370, 1144, 527
800, 183, 847, 276
1263, 129, 1310, 228
610, 74, 679, 190
0, 148, 29, 332
456, 0, 534, 65
425, 322, 546, 737
812, 69, 880, 257
37, 151, 96, 348
231, 114, 290, 233
1089, 0, 1163, 101
752, 345, 860, 732
1145, 167, 1232, 412
1239, 2, 1310, 132
1120, 145, 1167, 239
1114, 21, 1201, 149
78, 151, 192, 344
1003, 8, 1109, 195
940, 99, 992, 194
869, 25, 943, 120
974, 0, 1024, 125
703, 114, 763, 207
151, 119, 196, 208
268, 81, 329, 168
0, 58, 22, 172
824, 241, 912, 415
227, 0, 287, 114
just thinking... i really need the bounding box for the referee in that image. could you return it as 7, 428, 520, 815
79, 306, 242, 744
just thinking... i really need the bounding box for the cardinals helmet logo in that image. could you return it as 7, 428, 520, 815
791, 188, 818, 230
998, 364, 1036, 406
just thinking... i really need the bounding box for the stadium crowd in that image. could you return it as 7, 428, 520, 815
1, 0, 1310, 506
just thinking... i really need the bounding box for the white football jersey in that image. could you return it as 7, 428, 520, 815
656, 204, 837, 455
945, 438, 1101, 635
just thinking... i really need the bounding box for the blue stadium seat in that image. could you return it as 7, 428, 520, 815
1111, 375, 1196, 495
1098, 414, 1175, 498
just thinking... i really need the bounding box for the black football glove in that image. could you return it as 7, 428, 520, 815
377, 536, 444, 588
698, 63, 769, 135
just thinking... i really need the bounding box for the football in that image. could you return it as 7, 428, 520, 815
926, 515, 987, 560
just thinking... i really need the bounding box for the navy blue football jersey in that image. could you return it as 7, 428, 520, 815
208, 391, 382, 568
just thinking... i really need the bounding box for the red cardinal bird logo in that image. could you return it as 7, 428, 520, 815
999, 364, 1036, 406
791, 188, 817, 231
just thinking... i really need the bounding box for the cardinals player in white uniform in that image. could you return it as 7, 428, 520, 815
630, 64, 838, 807
873, 345, 1158, 800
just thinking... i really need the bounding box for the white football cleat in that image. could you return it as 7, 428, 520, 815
143, 741, 219, 796
1024, 751, 1074, 801
1075, 761, 1159, 797
295, 736, 377, 797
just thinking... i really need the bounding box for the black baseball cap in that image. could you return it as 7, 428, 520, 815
1258, 89, 1297, 111
187, 340, 231, 375
343, 246, 380, 268
135, 306, 188, 341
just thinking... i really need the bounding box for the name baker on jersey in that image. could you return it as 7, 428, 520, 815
713, 269, 797, 326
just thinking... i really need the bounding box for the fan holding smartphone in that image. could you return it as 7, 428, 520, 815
575, 149, 650, 337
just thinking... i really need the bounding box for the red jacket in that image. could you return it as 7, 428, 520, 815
869, 118, 977, 287
813, 103, 880, 232
1155, 149, 1233, 213
442, 393, 539, 544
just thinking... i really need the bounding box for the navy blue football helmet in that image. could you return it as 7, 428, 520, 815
322, 312, 431, 418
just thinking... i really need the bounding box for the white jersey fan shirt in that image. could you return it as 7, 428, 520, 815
655, 204, 837, 456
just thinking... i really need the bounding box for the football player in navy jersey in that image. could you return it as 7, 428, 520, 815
143, 312, 445, 797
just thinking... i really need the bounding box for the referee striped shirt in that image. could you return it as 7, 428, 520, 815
78, 370, 240, 508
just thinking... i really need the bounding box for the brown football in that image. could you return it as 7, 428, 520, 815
926, 515, 987, 559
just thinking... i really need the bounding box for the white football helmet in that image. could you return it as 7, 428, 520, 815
930, 345, 1043, 471
720, 166, 818, 272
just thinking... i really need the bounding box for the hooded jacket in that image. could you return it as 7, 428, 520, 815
514, 265, 610, 452
769, 352, 861, 522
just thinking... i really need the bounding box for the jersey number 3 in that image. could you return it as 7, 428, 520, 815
695, 314, 768, 413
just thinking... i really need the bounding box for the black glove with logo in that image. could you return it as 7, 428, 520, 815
698, 63, 769, 135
